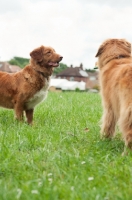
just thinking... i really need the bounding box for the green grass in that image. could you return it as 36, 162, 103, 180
0, 92, 132, 200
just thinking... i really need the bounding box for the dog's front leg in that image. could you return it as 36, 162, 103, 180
25, 109, 34, 125
14, 103, 24, 122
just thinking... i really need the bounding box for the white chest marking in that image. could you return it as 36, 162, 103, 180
26, 78, 50, 109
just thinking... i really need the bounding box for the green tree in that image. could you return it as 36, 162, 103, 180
53, 63, 68, 75
8, 57, 29, 68
8, 57, 68, 73
85, 68, 96, 73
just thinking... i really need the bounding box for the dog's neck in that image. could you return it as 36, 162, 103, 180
33, 68, 49, 80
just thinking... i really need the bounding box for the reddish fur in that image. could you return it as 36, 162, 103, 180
0, 45, 62, 125
95, 38, 132, 149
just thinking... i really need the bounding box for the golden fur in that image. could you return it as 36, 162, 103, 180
0, 45, 63, 124
95, 38, 132, 149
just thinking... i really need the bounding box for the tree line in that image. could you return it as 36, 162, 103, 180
8, 56, 95, 74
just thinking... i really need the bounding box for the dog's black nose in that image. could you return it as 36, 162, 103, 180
60, 56, 63, 61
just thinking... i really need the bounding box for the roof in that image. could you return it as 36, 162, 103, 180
0, 62, 21, 73
9, 65, 22, 73
0, 62, 12, 73
56, 66, 88, 77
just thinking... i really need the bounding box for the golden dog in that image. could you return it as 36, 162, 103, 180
0, 46, 63, 124
95, 39, 132, 149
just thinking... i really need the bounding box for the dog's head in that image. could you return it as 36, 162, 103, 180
30, 46, 63, 76
95, 39, 131, 69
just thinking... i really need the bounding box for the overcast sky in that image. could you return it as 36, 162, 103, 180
0, 0, 132, 69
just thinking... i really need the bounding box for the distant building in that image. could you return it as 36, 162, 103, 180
0, 62, 21, 73
86, 71, 99, 89
55, 64, 99, 89
56, 64, 88, 82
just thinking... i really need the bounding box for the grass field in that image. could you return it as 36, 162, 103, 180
0, 92, 132, 200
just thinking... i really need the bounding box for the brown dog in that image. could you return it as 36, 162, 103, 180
0, 46, 63, 124
95, 39, 132, 149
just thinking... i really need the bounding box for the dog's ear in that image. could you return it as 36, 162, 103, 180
30, 46, 44, 61
95, 45, 104, 57
122, 40, 131, 54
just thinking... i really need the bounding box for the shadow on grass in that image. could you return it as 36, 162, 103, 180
93, 133, 125, 154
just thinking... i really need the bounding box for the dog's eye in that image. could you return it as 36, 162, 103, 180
47, 51, 51, 55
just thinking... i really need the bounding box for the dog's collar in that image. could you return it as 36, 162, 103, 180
115, 55, 127, 59
106, 55, 129, 64
33, 68, 49, 80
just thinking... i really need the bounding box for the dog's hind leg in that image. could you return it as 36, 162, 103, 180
25, 109, 34, 125
119, 106, 132, 149
101, 108, 116, 138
